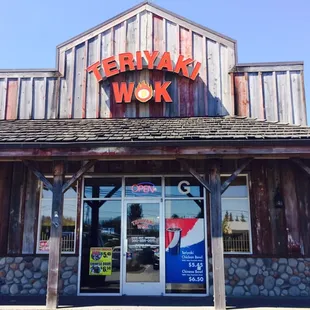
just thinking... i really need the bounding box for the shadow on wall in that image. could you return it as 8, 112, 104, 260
98, 69, 230, 118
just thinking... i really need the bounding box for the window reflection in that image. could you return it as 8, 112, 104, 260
80, 200, 122, 293
84, 178, 122, 198
38, 179, 77, 253
165, 177, 203, 198
221, 176, 251, 253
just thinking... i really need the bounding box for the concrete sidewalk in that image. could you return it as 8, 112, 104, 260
0, 296, 309, 310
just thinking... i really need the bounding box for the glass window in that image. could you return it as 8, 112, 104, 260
37, 179, 77, 253
80, 200, 121, 293
221, 175, 251, 253
84, 178, 122, 199
165, 199, 206, 294
125, 177, 162, 197
165, 177, 204, 198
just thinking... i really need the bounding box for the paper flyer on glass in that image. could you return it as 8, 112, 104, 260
89, 247, 112, 276
165, 218, 206, 284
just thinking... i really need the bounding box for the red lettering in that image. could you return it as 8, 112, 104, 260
102, 56, 119, 78
119, 52, 135, 72
190, 61, 202, 80
87, 61, 103, 82
144, 51, 159, 69
156, 52, 173, 71
136, 51, 143, 70
154, 81, 172, 102
174, 55, 194, 78
112, 82, 134, 103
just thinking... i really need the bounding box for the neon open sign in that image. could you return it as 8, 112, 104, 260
131, 182, 158, 195
87, 50, 201, 103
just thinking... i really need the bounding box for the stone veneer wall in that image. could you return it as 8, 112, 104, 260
209, 258, 310, 297
1, 256, 310, 297
0, 256, 78, 296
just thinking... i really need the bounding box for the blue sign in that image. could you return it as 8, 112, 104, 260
165, 218, 206, 284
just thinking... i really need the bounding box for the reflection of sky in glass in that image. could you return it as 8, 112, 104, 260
40, 199, 77, 219
165, 200, 204, 219
84, 178, 122, 198
165, 177, 203, 198
83, 201, 122, 225
221, 177, 248, 198
221, 199, 249, 222
127, 203, 159, 223
125, 177, 162, 197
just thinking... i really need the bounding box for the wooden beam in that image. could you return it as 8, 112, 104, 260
291, 158, 310, 176
178, 159, 211, 192
46, 161, 65, 309
210, 161, 226, 310
62, 160, 97, 193
221, 158, 253, 194
23, 160, 53, 191
2, 144, 310, 160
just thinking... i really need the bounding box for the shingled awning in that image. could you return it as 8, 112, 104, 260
0, 116, 310, 147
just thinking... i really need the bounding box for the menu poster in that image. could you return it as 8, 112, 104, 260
89, 247, 112, 276
165, 218, 206, 284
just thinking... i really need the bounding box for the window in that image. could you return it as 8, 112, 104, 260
164, 177, 207, 294
37, 179, 78, 254
80, 177, 122, 293
221, 175, 252, 254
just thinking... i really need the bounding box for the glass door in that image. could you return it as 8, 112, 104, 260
122, 200, 164, 295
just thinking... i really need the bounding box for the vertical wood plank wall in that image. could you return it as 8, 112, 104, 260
234, 66, 307, 125
0, 9, 236, 120
0, 9, 306, 123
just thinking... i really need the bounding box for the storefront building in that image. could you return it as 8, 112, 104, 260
0, 1, 310, 309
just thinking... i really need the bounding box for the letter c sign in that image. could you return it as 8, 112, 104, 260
178, 180, 190, 195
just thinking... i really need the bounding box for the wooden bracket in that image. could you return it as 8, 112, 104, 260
178, 159, 211, 192
221, 158, 253, 194
291, 158, 310, 176
23, 160, 53, 191
62, 160, 97, 193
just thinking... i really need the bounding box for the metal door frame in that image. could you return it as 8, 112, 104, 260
122, 198, 164, 296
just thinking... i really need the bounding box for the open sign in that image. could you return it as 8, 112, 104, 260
131, 182, 157, 195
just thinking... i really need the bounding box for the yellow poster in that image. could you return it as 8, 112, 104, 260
89, 247, 112, 276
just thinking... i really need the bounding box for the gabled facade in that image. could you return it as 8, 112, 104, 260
0, 2, 309, 309
0, 1, 306, 124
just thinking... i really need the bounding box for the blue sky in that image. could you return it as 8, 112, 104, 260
0, 0, 309, 122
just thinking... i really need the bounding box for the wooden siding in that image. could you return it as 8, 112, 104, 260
234, 65, 306, 125
1, 159, 310, 257
0, 8, 236, 120
0, 73, 59, 120
55, 11, 235, 119
0, 7, 306, 123
0, 163, 13, 255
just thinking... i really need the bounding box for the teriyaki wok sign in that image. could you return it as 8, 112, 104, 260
87, 50, 201, 103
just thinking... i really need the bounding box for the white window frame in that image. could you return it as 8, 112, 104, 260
221, 174, 253, 255
36, 178, 78, 255
78, 174, 209, 297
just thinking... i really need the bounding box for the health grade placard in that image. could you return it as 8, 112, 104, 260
89, 247, 112, 276
165, 218, 206, 284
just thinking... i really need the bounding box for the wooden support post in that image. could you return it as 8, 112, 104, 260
210, 161, 226, 310
46, 161, 65, 310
